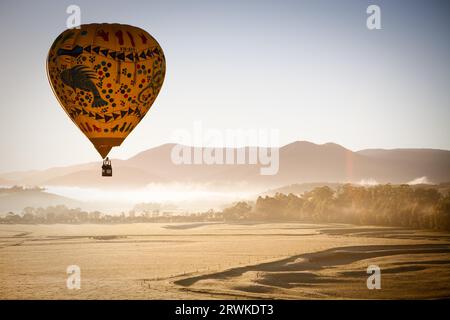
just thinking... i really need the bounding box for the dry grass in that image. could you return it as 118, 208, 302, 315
0, 222, 448, 299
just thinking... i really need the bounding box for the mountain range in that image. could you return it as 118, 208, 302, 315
1, 141, 449, 190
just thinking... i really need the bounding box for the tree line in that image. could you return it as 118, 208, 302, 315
1, 184, 449, 230
222, 184, 450, 230
0, 205, 221, 224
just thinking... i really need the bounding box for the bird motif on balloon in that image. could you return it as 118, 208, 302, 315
60, 66, 108, 108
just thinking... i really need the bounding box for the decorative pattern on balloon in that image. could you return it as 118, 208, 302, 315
47, 23, 166, 159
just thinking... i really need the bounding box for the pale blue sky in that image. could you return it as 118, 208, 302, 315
0, 0, 449, 172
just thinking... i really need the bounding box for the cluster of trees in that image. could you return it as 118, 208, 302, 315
2, 206, 107, 224
133, 202, 178, 215
222, 184, 450, 230
0, 205, 221, 224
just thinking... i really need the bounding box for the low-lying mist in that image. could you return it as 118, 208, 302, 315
45, 183, 258, 213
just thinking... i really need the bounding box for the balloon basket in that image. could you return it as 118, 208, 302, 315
102, 158, 112, 177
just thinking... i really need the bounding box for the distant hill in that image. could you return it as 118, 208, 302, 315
356, 148, 450, 184
0, 187, 83, 213
1, 141, 449, 189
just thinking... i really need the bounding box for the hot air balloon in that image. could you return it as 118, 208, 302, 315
47, 23, 165, 176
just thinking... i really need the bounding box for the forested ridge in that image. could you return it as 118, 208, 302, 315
223, 184, 450, 230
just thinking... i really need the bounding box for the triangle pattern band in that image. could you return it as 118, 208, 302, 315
57, 44, 162, 63
70, 107, 144, 121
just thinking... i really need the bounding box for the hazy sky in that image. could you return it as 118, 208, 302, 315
0, 0, 449, 172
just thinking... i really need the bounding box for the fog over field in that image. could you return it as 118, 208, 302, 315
45, 183, 255, 212
1, 141, 449, 214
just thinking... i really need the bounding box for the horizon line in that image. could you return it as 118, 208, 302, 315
1, 139, 449, 175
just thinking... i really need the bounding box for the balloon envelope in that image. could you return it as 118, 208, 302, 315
47, 23, 165, 158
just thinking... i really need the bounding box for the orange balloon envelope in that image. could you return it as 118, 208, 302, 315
47, 23, 165, 158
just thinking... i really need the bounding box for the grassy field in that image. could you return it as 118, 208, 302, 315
0, 222, 449, 299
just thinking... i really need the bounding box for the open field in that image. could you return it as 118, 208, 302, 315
0, 223, 449, 299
